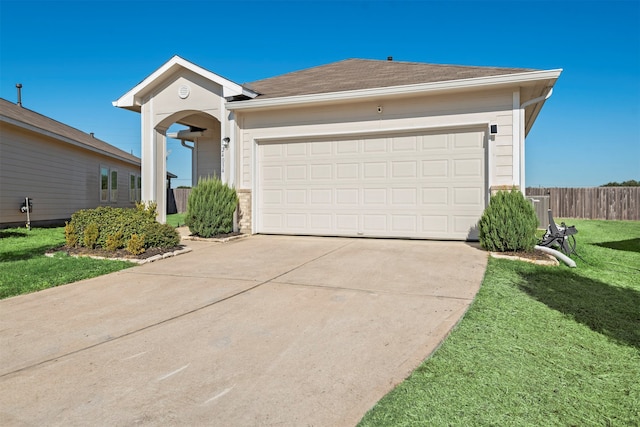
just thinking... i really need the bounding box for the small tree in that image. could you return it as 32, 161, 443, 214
185, 176, 238, 238
478, 189, 538, 252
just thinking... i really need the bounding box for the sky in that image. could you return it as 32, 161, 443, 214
1, 0, 639, 188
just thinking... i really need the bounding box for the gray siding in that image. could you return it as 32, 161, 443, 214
0, 123, 140, 227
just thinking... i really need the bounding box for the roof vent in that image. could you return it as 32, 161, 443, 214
90, 132, 95, 138
16, 83, 22, 107
387, 56, 393, 61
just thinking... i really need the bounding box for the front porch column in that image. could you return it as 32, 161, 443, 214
154, 129, 167, 224
141, 99, 167, 223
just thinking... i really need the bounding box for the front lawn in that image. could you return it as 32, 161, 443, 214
359, 219, 640, 426
166, 212, 186, 228
0, 227, 134, 299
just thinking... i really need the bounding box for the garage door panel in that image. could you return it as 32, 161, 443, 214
263, 165, 284, 182
453, 158, 482, 177
391, 188, 418, 205
422, 134, 448, 150
285, 143, 307, 156
392, 135, 418, 151
286, 189, 307, 204
337, 140, 359, 154
363, 162, 387, 179
336, 215, 358, 231
286, 165, 307, 180
421, 160, 448, 177
311, 141, 332, 155
364, 138, 387, 153
336, 163, 359, 179
391, 161, 417, 178
363, 188, 387, 205
453, 187, 483, 206
258, 129, 485, 240
421, 215, 448, 232
336, 188, 358, 205
310, 189, 332, 204
453, 131, 483, 148
262, 189, 283, 204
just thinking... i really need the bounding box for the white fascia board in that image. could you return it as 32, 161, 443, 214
227, 69, 563, 111
112, 55, 258, 108
0, 115, 140, 166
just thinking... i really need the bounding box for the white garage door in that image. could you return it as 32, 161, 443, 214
257, 128, 486, 240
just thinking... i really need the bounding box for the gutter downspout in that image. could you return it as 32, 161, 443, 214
518, 87, 554, 191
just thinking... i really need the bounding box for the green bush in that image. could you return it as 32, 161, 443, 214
83, 223, 99, 249
69, 202, 179, 251
64, 221, 78, 248
105, 230, 124, 251
478, 189, 538, 252
127, 233, 145, 255
143, 222, 180, 248
185, 176, 238, 238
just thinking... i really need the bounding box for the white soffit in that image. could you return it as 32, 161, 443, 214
227, 69, 563, 111
113, 55, 258, 109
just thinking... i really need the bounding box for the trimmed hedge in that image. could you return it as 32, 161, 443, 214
478, 189, 538, 252
68, 202, 179, 254
185, 176, 238, 238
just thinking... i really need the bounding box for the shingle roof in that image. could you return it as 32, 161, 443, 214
0, 98, 140, 165
244, 58, 538, 99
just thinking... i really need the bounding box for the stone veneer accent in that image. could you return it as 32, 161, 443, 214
237, 189, 252, 234
490, 185, 519, 195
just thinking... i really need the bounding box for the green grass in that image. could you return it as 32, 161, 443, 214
359, 219, 640, 426
0, 227, 135, 299
166, 213, 186, 228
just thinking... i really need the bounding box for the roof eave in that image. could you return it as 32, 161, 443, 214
112, 55, 258, 110
227, 69, 563, 111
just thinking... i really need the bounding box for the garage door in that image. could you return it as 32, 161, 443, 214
257, 128, 486, 240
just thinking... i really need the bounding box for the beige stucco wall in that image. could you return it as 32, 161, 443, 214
0, 124, 140, 227
138, 68, 225, 222
234, 88, 517, 192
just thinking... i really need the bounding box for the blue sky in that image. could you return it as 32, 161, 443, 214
1, 0, 638, 187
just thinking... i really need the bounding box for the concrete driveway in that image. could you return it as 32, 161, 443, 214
0, 235, 487, 426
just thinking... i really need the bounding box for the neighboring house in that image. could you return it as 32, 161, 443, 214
114, 56, 561, 240
0, 98, 143, 228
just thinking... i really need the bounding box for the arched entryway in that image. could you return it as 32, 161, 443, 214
113, 56, 257, 223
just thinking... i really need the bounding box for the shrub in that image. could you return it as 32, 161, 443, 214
127, 233, 145, 255
143, 222, 180, 248
64, 221, 78, 248
105, 230, 124, 251
185, 176, 238, 238
478, 189, 538, 252
83, 223, 99, 249
69, 203, 180, 251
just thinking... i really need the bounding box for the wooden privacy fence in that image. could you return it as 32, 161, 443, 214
526, 187, 640, 221
168, 187, 639, 220
167, 188, 191, 214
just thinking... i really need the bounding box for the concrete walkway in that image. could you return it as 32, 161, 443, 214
0, 235, 487, 426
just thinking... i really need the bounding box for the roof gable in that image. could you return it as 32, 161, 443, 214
0, 98, 140, 165
244, 58, 539, 99
113, 55, 258, 111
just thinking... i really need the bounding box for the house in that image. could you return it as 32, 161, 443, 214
0, 98, 143, 228
114, 56, 561, 240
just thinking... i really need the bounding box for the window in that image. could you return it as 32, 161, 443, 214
100, 167, 109, 202
130, 173, 136, 202
130, 173, 142, 203
110, 170, 118, 202
137, 175, 142, 202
